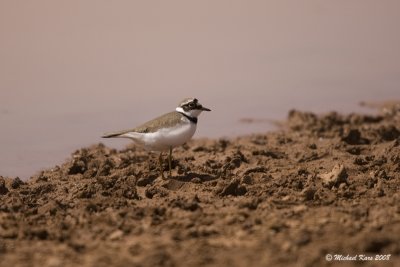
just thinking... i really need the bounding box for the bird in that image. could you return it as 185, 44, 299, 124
102, 98, 211, 179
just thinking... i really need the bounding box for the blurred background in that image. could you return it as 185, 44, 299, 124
1, 0, 399, 179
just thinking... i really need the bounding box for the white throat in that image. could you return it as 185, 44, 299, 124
176, 107, 202, 118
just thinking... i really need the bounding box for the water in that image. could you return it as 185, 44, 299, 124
1, 1, 399, 179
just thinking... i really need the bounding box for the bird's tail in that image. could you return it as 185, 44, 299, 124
102, 131, 123, 138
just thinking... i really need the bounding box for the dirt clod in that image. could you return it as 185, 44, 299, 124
319, 164, 348, 188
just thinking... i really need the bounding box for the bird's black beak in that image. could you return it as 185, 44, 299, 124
201, 106, 211, 111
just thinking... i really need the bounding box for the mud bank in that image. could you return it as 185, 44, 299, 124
1, 104, 400, 267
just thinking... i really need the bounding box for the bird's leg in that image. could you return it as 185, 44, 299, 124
168, 146, 173, 178
159, 152, 166, 179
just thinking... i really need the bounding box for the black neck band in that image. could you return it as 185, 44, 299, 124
179, 112, 198, 124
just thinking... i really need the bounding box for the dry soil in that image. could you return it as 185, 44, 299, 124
1, 105, 400, 267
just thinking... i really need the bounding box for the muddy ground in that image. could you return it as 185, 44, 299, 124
1, 105, 400, 267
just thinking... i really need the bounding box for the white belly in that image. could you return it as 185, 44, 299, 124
124, 122, 197, 151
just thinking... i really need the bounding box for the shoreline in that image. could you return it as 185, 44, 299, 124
0, 99, 388, 181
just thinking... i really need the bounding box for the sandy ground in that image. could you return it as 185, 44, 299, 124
1, 104, 400, 267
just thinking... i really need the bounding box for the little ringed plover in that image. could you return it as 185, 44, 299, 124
102, 98, 211, 179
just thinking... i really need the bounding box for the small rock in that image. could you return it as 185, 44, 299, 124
218, 178, 247, 197
108, 230, 124, 241
377, 125, 400, 141
137, 176, 154, 187
241, 175, 253, 185
319, 164, 348, 188
11, 177, 24, 189
342, 129, 369, 145
145, 186, 168, 199
374, 180, 385, 197
301, 187, 316, 201
68, 159, 87, 175
0, 177, 9, 195
294, 230, 311, 246
308, 143, 317, 149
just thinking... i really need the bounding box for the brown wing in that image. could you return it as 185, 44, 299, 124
133, 112, 183, 133
102, 112, 183, 138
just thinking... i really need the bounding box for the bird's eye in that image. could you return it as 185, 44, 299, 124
189, 102, 195, 108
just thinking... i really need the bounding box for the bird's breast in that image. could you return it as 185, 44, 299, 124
142, 122, 197, 151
